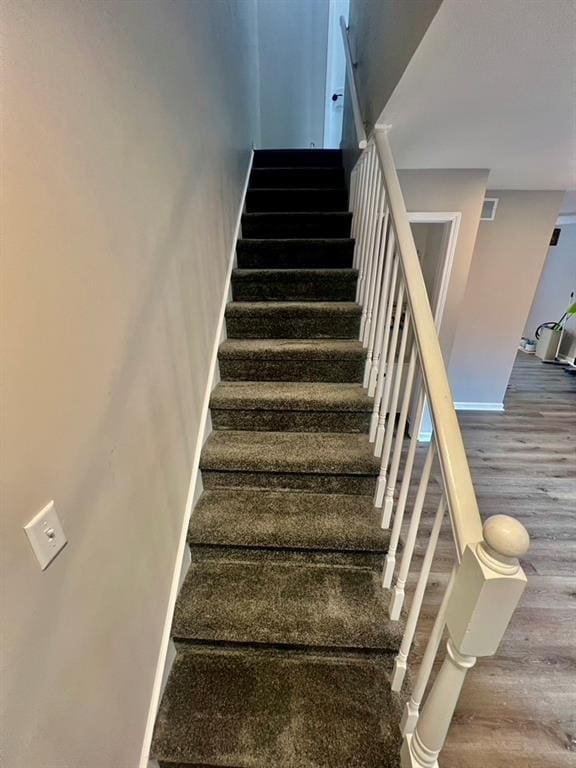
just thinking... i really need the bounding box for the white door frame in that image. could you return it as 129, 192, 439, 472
408, 211, 462, 440
323, 0, 349, 148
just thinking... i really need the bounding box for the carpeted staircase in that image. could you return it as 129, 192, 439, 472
152, 149, 404, 768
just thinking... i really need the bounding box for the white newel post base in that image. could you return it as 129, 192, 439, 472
400, 516, 530, 767
401, 733, 438, 768
403, 640, 476, 767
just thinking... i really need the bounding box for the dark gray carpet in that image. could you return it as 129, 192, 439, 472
152, 148, 402, 768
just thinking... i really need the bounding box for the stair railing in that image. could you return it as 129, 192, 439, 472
341, 17, 530, 768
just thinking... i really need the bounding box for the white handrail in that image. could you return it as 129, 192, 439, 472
372, 128, 483, 554
339, 16, 367, 150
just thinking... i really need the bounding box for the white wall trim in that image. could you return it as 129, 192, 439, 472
139, 150, 254, 768
418, 400, 504, 440
407, 211, 462, 331
454, 401, 504, 412
408, 211, 462, 442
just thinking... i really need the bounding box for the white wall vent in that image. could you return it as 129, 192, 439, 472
481, 197, 499, 221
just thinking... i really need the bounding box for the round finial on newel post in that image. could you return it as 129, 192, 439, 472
478, 515, 530, 574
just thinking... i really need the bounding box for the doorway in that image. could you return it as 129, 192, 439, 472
323, 0, 349, 148
408, 212, 462, 439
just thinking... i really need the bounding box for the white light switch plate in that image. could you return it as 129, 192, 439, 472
24, 500, 67, 570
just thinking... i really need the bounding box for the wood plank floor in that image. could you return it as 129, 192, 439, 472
404, 353, 576, 767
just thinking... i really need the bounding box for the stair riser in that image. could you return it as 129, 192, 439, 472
246, 189, 348, 213
201, 470, 377, 495
253, 149, 342, 167
250, 168, 345, 188
188, 544, 384, 569
231, 276, 356, 302
237, 240, 354, 269
242, 214, 352, 238
226, 314, 360, 339
218, 358, 364, 382
211, 409, 371, 433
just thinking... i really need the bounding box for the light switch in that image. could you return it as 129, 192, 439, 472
24, 500, 67, 570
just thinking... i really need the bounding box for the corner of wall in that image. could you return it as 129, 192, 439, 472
138, 150, 254, 768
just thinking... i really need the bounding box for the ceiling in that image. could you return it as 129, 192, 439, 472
378, 0, 576, 190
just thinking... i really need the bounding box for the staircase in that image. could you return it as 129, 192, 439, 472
151, 149, 405, 768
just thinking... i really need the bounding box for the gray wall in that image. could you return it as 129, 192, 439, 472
347, 0, 442, 129
399, 170, 489, 364
1, 1, 258, 766
450, 190, 564, 406
257, 0, 329, 148
341, 0, 442, 174
523, 224, 576, 338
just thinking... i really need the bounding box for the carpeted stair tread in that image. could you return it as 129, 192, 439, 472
219, 338, 365, 360
236, 238, 354, 269
210, 381, 372, 431
246, 188, 348, 212
218, 339, 365, 382
253, 147, 343, 167
188, 490, 389, 553
225, 301, 361, 339
172, 558, 403, 652
242, 212, 352, 238
200, 431, 380, 476
153, 645, 402, 768
231, 268, 357, 301
210, 381, 372, 412
250, 167, 345, 188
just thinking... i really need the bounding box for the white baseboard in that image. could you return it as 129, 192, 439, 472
418, 401, 504, 441
138, 149, 254, 768
454, 401, 504, 412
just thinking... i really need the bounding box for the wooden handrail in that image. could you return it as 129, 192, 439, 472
339, 16, 368, 150
373, 128, 483, 554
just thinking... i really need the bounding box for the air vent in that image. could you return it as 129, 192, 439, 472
481, 198, 499, 221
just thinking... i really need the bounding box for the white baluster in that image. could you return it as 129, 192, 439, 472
352, 154, 368, 265
363, 207, 390, 381
374, 282, 405, 457
382, 385, 426, 587
379, 342, 417, 526
369, 256, 398, 437
375, 301, 411, 502
367, 225, 395, 396
391, 496, 446, 691
401, 567, 456, 736
359, 174, 383, 334
362, 212, 388, 382
349, 166, 358, 216
389, 439, 436, 620
360, 179, 386, 344
355, 148, 377, 302
402, 516, 529, 768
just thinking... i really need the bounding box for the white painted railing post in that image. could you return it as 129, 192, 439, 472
401, 515, 530, 768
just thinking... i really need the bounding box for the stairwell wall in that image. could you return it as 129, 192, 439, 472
0, 2, 258, 767
449, 190, 565, 406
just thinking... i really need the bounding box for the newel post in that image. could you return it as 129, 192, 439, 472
401, 515, 530, 768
